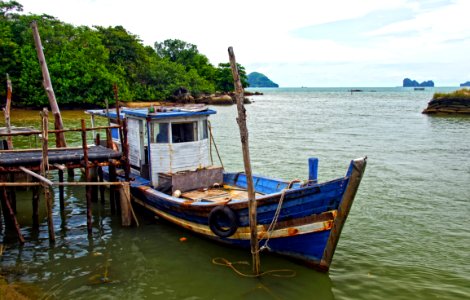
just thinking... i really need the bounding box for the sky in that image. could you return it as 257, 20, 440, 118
16, 0, 470, 87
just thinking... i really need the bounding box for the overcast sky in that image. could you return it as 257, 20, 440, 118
17, 0, 470, 87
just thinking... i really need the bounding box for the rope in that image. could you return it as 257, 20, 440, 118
208, 121, 224, 169
258, 179, 302, 253
212, 257, 296, 278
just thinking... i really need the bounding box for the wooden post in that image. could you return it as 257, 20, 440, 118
228, 47, 260, 275
122, 119, 130, 181
0, 176, 14, 229
106, 128, 116, 214
2, 187, 24, 244
58, 169, 64, 210
119, 182, 132, 226
105, 98, 111, 126
97, 166, 105, 204
3, 74, 13, 150
31, 21, 66, 148
32, 181, 40, 229
81, 119, 93, 235
40, 108, 55, 243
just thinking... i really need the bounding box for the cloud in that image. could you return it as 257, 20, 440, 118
16, 0, 470, 86
291, 8, 416, 44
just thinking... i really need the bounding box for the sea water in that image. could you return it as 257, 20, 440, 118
1, 87, 469, 299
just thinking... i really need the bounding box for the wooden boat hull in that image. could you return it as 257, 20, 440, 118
119, 157, 366, 271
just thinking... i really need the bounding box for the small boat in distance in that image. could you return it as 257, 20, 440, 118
414, 87, 425, 90
86, 105, 366, 271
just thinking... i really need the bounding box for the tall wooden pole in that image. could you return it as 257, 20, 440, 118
4, 74, 13, 150
40, 108, 55, 243
81, 119, 93, 235
228, 47, 260, 275
31, 21, 67, 148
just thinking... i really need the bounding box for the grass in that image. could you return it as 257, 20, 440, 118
432, 88, 470, 100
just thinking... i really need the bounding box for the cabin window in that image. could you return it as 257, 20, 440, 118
202, 120, 208, 140
155, 123, 169, 143
171, 122, 197, 143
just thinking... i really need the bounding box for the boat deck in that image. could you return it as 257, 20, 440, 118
181, 185, 263, 203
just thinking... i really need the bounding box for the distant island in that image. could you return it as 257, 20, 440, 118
403, 78, 434, 87
460, 81, 470, 87
422, 89, 470, 114
247, 72, 279, 88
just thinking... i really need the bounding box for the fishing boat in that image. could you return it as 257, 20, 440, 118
86, 105, 366, 271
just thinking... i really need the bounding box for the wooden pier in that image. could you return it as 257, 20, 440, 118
0, 108, 134, 244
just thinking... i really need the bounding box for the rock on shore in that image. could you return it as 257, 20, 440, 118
422, 89, 470, 114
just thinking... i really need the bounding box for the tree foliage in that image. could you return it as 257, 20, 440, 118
0, 1, 247, 107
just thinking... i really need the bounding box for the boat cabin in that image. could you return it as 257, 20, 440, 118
87, 105, 223, 193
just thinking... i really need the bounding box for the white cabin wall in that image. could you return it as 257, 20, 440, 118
127, 118, 144, 172
150, 139, 210, 186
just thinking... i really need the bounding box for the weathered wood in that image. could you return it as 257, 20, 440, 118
19, 166, 53, 186
106, 128, 113, 149
105, 98, 111, 126
58, 169, 64, 211
109, 162, 117, 214
0, 176, 13, 229
320, 157, 367, 270
2, 187, 24, 244
32, 180, 40, 229
119, 182, 132, 226
228, 47, 260, 275
81, 119, 93, 235
31, 21, 67, 148
91, 167, 98, 203
0, 181, 124, 187
4, 74, 13, 150
40, 108, 55, 242
53, 163, 66, 171
97, 166, 105, 204
0, 125, 120, 138
122, 119, 130, 181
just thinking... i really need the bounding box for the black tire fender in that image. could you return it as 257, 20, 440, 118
208, 206, 238, 238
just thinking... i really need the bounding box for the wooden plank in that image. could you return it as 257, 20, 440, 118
19, 166, 53, 186
228, 46, 260, 275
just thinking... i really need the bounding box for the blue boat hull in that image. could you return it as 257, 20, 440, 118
120, 157, 367, 271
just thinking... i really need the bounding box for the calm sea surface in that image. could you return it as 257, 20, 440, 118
1, 87, 469, 299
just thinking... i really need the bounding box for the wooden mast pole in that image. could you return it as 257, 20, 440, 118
31, 21, 67, 148
4, 74, 13, 149
228, 47, 260, 275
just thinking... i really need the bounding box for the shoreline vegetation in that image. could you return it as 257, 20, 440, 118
422, 89, 470, 114
1, 1, 256, 109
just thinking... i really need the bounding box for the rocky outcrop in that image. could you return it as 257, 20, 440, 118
247, 72, 279, 88
403, 78, 434, 87
422, 89, 470, 114
193, 93, 251, 105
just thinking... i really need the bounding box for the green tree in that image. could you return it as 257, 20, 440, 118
154, 38, 216, 92
214, 63, 248, 92
0, 0, 22, 16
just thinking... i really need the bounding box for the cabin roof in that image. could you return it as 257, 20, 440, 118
86, 105, 216, 120
123, 107, 216, 119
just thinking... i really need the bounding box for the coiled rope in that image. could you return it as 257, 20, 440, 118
212, 257, 296, 278
212, 179, 303, 278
